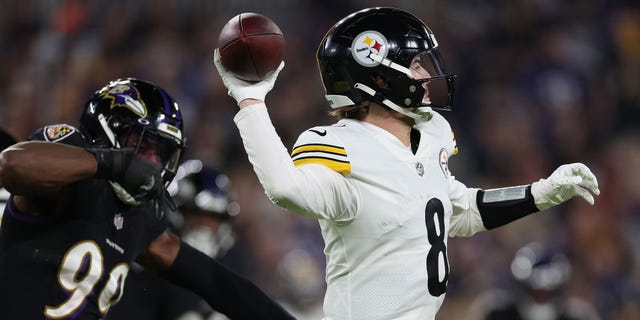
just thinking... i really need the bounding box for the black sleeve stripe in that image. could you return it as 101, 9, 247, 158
291, 143, 346, 157
291, 149, 349, 158
292, 155, 350, 164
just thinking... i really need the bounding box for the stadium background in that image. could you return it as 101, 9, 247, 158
0, 0, 638, 318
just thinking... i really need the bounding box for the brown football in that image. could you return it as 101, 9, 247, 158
217, 13, 284, 82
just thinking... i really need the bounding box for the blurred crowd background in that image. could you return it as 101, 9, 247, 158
1, 0, 639, 319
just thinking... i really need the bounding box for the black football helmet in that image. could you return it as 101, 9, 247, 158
0, 128, 17, 151
79, 78, 186, 185
510, 242, 571, 292
171, 159, 239, 219
0, 129, 17, 213
317, 7, 456, 119
167, 160, 239, 258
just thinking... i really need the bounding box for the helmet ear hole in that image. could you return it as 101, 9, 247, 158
108, 117, 124, 134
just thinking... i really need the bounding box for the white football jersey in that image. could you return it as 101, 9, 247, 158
234, 104, 485, 320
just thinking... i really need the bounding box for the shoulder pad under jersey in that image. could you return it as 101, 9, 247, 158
28, 124, 89, 148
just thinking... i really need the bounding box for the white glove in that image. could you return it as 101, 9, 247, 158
531, 162, 600, 210
213, 48, 285, 105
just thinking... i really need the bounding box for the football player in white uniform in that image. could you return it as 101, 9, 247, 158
213, 7, 600, 320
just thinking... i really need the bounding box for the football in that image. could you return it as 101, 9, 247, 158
217, 13, 284, 82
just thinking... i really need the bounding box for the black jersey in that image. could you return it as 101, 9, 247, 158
106, 236, 259, 320
0, 124, 168, 320
104, 265, 204, 320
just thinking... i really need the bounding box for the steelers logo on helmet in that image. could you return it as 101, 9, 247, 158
351, 31, 389, 67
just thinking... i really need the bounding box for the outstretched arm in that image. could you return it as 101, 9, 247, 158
449, 163, 600, 237
140, 231, 295, 320
0, 141, 164, 214
0, 141, 97, 215
480, 162, 599, 228
0, 141, 96, 196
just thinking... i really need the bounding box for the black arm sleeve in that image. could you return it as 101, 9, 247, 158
478, 185, 540, 230
161, 242, 296, 320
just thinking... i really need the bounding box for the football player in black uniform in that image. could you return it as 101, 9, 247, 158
0, 128, 16, 151
0, 78, 294, 320
108, 160, 257, 320
0, 128, 17, 217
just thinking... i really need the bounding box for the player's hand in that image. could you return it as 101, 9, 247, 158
117, 155, 163, 202
87, 148, 164, 203
213, 48, 284, 105
530, 162, 600, 210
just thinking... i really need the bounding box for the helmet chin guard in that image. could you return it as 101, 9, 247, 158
353, 83, 433, 121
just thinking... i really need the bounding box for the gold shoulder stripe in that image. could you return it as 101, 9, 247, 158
293, 157, 351, 175
291, 143, 347, 157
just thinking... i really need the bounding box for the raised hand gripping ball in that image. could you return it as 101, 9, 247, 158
217, 13, 284, 82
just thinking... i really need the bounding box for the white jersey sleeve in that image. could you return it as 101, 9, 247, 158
233, 103, 359, 222
448, 177, 486, 237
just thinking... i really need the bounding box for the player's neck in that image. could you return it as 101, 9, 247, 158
363, 107, 413, 147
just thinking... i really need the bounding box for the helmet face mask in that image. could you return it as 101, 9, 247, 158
118, 122, 183, 184
317, 7, 456, 117
79, 78, 186, 185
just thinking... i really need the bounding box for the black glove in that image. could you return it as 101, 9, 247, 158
87, 148, 163, 202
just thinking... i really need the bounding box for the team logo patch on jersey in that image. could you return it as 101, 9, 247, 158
415, 162, 425, 177
351, 30, 389, 67
113, 213, 124, 230
44, 124, 76, 142
439, 148, 451, 178
99, 83, 148, 118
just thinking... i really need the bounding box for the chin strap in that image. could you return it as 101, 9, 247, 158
354, 83, 433, 121
370, 53, 410, 74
